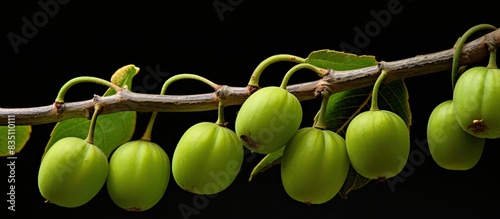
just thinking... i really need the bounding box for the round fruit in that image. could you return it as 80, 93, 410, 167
235, 86, 302, 154
345, 110, 410, 181
453, 66, 500, 138
38, 137, 108, 208
172, 122, 244, 195
281, 127, 350, 205
107, 140, 170, 212
427, 100, 485, 170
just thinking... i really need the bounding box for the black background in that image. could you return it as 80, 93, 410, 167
2, 0, 500, 218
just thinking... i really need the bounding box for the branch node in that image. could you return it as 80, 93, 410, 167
377, 62, 390, 81
319, 68, 329, 76
86, 94, 103, 120
315, 69, 335, 98
246, 85, 259, 95
92, 94, 102, 103
486, 36, 497, 51
53, 101, 64, 111
378, 61, 387, 72
52, 101, 64, 118
320, 69, 335, 84
216, 85, 230, 103
322, 68, 332, 78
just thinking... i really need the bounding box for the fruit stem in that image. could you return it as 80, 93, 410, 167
313, 89, 331, 130
370, 69, 389, 111
55, 76, 122, 103
215, 101, 226, 126
141, 73, 220, 141
451, 24, 497, 90
487, 47, 497, 69
141, 110, 158, 142
280, 63, 326, 89
85, 105, 102, 144
248, 54, 306, 88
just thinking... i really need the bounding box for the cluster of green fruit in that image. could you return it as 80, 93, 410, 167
236, 70, 410, 205
36, 75, 173, 211
37, 66, 412, 210
36, 74, 247, 211
28, 23, 500, 211
37, 135, 171, 211
427, 24, 499, 171
36, 114, 244, 211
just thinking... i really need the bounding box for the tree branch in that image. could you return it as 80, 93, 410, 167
2, 29, 499, 126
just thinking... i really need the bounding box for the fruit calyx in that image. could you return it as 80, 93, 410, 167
240, 135, 259, 149
468, 119, 487, 134
376, 176, 387, 183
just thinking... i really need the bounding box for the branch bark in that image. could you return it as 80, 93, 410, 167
2, 29, 499, 125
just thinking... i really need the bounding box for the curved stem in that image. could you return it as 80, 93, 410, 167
280, 63, 326, 89
487, 47, 497, 69
160, 74, 219, 96
142, 73, 220, 141
248, 54, 306, 88
55, 76, 122, 103
451, 24, 497, 90
85, 105, 102, 144
370, 70, 389, 111
313, 90, 331, 130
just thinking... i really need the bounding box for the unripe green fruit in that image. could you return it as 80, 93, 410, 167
281, 127, 350, 205
453, 66, 500, 139
235, 86, 302, 154
107, 140, 170, 212
345, 110, 410, 180
427, 100, 485, 170
38, 137, 108, 208
172, 122, 244, 195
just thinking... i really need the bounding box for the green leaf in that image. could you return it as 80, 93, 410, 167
42, 65, 140, 158
108, 64, 139, 94
248, 147, 284, 182
305, 49, 378, 71
0, 125, 31, 156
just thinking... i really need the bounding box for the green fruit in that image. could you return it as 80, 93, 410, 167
107, 140, 170, 212
453, 66, 500, 138
38, 137, 108, 208
172, 122, 244, 195
345, 110, 410, 180
427, 100, 485, 170
281, 127, 350, 205
235, 86, 303, 154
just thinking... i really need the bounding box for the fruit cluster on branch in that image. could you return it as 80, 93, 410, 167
2, 24, 500, 212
